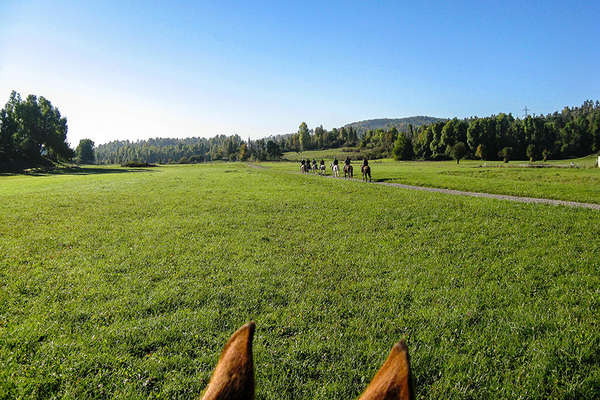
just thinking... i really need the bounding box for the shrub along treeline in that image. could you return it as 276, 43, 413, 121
391, 100, 600, 162
0, 91, 74, 170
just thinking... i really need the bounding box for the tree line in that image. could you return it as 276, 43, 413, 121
94, 122, 365, 164
391, 100, 600, 162
95, 135, 286, 164
3, 89, 599, 169
96, 100, 600, 165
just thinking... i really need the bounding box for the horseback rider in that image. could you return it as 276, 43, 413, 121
345, 157, 351, 167
320, 160, 325, 167
361, 157, 372, 181
333, 158, 339, 166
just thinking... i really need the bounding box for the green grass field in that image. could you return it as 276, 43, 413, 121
269, 153, 600, 204
282, 147, 372, 161
1, 163, 599, 399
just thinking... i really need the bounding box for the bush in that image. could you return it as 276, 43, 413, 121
475, 144, 486, 160
364, 147, 387, 160
498, 147, 513, 163
526, 144, 536, 162
120, 162, 157, 167
450, 142, 467, 164
189, 155, 205, 163
542, 148, 551, 162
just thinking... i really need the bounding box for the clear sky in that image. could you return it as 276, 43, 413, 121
1, 1, 599, 146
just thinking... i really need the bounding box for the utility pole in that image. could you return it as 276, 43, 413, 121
522, 106, 530, 118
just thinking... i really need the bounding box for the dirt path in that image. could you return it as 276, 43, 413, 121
250, 164, 600, 210
374, 181, 600, 210
322, 173, 600, 210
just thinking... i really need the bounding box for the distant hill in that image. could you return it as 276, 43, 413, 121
344, 116, 446, 133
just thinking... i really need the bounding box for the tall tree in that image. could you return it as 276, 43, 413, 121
298, 122, 310, 151
429, 121, 446, 159
0, 91, 74, 169
76, 139, 95, 164
393, 133, 414, 160
266, 140, 281, 160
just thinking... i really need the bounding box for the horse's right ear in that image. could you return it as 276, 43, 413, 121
201, 322, 255, 400
357, 340, 414, 400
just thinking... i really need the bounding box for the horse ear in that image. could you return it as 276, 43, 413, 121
357, 340, 414, 400
201, 322, 256, 400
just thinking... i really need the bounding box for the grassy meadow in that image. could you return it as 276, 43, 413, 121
1, 163, 599, 399
282, 147, 372, 162
273, 153, 600, 204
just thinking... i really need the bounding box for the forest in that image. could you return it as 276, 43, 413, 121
95, 100, 600, 164
2, 89, 599, 168
396, 100, 600, 162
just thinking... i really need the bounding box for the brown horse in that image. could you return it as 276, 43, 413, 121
201, 322, 414, 400
344, 164, 353, 179
361, 165, 371, 182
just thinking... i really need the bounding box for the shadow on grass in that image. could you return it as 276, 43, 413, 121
370, 177, 391, 183
0, 166, 157, 177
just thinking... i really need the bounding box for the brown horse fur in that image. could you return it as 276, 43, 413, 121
358, 340, 414, 400
201, 322, 255, 400
361, 165, 372, 182
201, 323, 413, 400
344, 164, 354, 178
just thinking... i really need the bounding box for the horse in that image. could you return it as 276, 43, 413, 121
319, 164, 326, 175
331, 163, 340, 177
300, 163, 307, 173
312, 161, 318, 174
344, 164, 353, 179
361, 165, 372, 182
201, 322, 414, 400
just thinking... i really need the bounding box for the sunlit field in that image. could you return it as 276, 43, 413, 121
282, 147, 373, 162
272, 153, 600, 204
1, 163, 599, 399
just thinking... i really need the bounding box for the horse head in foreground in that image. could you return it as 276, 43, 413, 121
201, 322, 414, 400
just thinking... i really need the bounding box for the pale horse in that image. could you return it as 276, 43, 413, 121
331, 163, 340, 177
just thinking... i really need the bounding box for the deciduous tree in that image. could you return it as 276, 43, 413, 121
76, 139, 95, 164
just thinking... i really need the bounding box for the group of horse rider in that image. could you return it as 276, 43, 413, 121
300, 156, 372, 181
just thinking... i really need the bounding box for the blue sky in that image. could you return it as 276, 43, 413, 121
1, 1, 599, 145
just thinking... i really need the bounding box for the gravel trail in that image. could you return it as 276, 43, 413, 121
251, 164, 600, 210
374, 181, 600, 210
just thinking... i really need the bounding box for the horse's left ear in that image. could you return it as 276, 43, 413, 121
201, 322, 256, 400
357, 340, 414, 400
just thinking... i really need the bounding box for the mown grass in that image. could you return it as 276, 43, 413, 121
1, 164, 599, 399
282, 147, 371, 161
267, 154, 600, 204
284, 148, 599, 168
